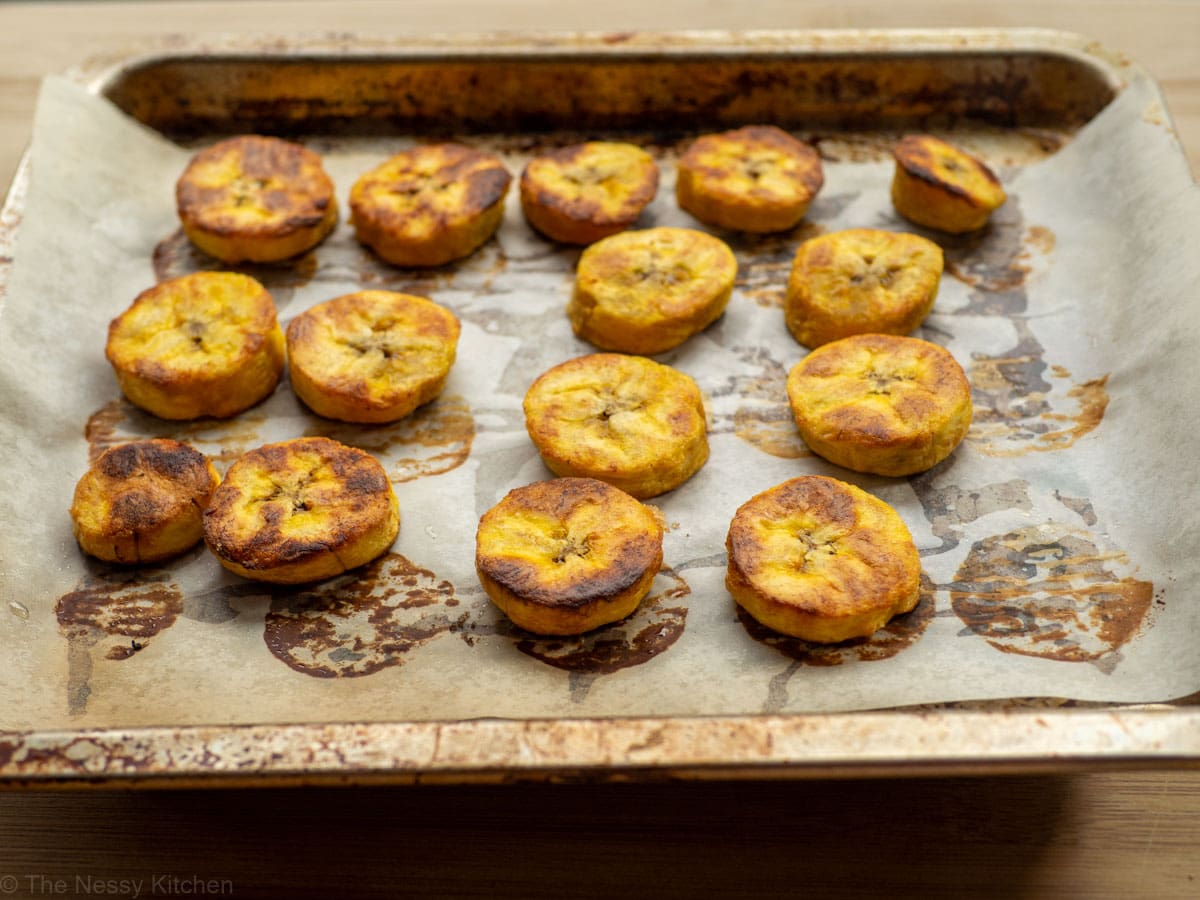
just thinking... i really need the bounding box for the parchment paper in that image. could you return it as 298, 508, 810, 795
2, 74, 1198, 731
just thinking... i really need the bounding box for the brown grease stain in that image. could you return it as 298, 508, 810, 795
910, 476, 1032, 555
85, 399, 267, 470
514, 566, 690, 674
737, 260, 791, 309
950, 524, 1152, 662
737, 574, 935, 666
56, 575, 184, 715
303, 393, 475, 483
1142, 99, 1168, 127
968, 358, 1109, 456
263, 552, 461, 678
57, 580, 183, 640
726, 360, 812, 459
734, 222, 824, 309
1026, 225, 1056, 255
153, 227, 318, 305
943, 221, 1054, 294
733, 404, 809, 459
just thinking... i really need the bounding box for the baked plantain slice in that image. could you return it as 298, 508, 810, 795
568, 226, 737, 354
726, 475, 921, 643
786, 333, 972, 477
203, 436, 399, 584
520, 141, 659, 245
523, 353, 708, 499
176, 135, 338, 263
105, 272, 286, 421
287, 290, 461, 424
70, 439, 219, 565
349, 143, 512, 267
475, 477, 664, 635
675, 125, 824, 233
891, 135, 1007, 233
784, 228, 943, 349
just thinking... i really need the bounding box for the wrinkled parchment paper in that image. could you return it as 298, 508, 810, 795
2, 74, 1198, 730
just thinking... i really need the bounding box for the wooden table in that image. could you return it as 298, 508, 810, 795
1, 3, 1198, 897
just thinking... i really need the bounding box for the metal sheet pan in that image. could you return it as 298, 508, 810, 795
2, 29, 1198, 787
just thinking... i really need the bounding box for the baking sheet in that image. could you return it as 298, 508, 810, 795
1, 56, 1198, 736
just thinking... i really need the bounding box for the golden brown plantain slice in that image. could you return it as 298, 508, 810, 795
203, 436, 399, 584
105, 272, 286, 421
519, 141, 659, 245
784, 228, 944, 349
175, 135, 338, 263
70, 439, 219, 565
675, 125, 824, 233
891, 135, 1007, 233
475, 477, 664, 635
726, 475, 921, 643
568, 226, 737, 354
349, 143, 512, 267
786, 333, 972, 477
523, 353, 708, 499
286, 290, 461, 424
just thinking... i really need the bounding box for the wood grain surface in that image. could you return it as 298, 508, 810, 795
1, 774, 1198, 898
1, 2, 1198, 898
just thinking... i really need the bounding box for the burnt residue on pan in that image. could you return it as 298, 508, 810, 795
55, 567, 185, 715
302, 394, 475, 483
85, 399, 267, 470
950, 524, 1153, 666
263, 553, 463, 678
107, 51, 1115, 141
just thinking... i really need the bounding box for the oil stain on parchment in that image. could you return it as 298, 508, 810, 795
513, 567, 691, 703
729, 358, 809, 459
153, 227, 319, 309
714, 191, 855, 311
939, 199, 1045, 305
909, 475, 1034, 555
710, 346, 812, 460
263, 553, 463, 678
933, 198, 1109, 455
154, 221, 509, 311
457, 567, 691, 704
85, 399, 267, 470
55, 568, 184, 715
303, 394, 475, 483
733, 221, 826, 310
968, 359, 1109, 457
950, 524, 1152, 668
748, 576, 936, 713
